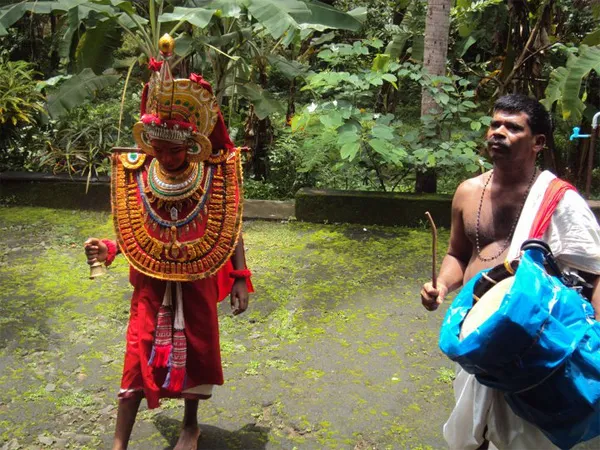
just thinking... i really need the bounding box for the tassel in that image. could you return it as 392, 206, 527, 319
148, 343, 171, 368
149, 282, 173, 368
163, 282, 187, 392
163, 365, 186, 392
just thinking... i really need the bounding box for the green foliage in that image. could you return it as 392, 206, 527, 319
7, 81, 139, 189
385, 0, 426, 61
542, 45, 600, 123
1, 0, 364, 122
243, 179, 282, 200
451, 0, 504, 38
291, 45, 489, 192
0, 54, 45, 129
583, 29, 600, 47
46, 84, 137, 177
0, 54, 45, 169
235, 83, 286, 120
74, 20, 123, 74
5, 0, 599, 195
46, 68, 121, 119
244, 115, 375, 199
416, 71, 491, 173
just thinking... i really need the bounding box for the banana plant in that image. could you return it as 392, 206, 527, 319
1, 0, 363, 121
542, 44, 600, 123
178, 0, 365, 178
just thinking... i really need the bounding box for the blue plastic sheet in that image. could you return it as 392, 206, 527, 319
439, 248, 600, 449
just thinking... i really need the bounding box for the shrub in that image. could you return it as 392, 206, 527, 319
15, 81, 140, 183
0, 54, 46, 170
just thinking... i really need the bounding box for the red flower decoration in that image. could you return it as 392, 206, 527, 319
148, 57, 163, 72
141, 114, 161, 125
189, 73, 203, 84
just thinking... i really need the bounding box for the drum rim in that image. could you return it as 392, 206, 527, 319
472, 259, 519, 303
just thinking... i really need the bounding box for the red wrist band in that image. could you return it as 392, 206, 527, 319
229, 269, 252, 279
102, 239, 118, 267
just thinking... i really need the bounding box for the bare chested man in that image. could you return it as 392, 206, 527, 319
421, 94, 600, 316
421, 94, 600, 449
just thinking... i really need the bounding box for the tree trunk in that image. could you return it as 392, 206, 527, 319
416, 0, 451, 193
286, 78, 296, 125
244, 105, 272, 181
244, 57, 273, 180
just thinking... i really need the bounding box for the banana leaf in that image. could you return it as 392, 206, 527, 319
542, 45, 600, 122
46, 68, 120, 118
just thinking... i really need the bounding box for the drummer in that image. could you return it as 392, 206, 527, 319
420, 94, 600, 449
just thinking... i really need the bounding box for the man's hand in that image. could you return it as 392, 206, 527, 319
84, 238, 108, 265
230, 278, 249, 315
421, 282, 448, 311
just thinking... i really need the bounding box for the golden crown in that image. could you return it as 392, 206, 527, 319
133, 34, 219, 162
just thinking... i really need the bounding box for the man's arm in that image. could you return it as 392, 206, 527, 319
230, 236, 250, 315
421, 182, 473, 311
231, 236, 247, 270
84, 238, 120, 269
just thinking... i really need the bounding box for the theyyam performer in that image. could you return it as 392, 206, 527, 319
84, 34, 253, 450
421, 94, 600, 449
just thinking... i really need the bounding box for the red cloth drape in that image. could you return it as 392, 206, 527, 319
529, 178, 576, 239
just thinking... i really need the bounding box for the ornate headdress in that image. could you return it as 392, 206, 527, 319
133, 34, 219, 162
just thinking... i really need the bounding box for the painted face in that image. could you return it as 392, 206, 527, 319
151, 139, 189, 172
486, 111, 545, 164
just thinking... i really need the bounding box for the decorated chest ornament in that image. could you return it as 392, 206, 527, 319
132, 34, 219, 163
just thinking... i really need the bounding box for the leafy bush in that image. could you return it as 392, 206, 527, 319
243, 179, 282, 200
243, 114, 377, 199
0, 54, 45, 170
20, 82, 138, 177
291, 45, 491, 192
243, 121, 312, 200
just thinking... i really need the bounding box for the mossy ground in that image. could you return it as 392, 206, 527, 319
0, 207, 457, 449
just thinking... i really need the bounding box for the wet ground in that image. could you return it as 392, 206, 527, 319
0, 207, 597, 450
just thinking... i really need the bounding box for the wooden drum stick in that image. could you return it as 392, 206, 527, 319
425, 211, 438, 289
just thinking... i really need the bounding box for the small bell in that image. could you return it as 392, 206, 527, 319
89, 261, 107, 279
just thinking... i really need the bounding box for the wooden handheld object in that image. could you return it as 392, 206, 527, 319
424, 211, 438, 289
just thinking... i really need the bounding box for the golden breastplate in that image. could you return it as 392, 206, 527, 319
111, 149, 243, 281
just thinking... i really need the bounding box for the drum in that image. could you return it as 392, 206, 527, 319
459, 260, 518, 340
439, 240, 600, 449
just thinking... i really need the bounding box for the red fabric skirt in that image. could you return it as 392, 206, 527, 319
119, 268, 224, 409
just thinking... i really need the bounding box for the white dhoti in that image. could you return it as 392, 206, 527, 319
444, 171, 600, 450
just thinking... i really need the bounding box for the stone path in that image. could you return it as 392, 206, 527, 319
0, 207, 597, 450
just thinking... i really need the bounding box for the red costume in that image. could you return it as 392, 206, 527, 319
105, 35, 252, 409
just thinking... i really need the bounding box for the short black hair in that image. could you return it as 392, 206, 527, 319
493, 94, 552, 140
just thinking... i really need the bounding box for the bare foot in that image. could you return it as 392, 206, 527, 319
173, 425, 201, 450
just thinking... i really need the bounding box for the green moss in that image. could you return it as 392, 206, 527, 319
436, 366, 456, 384
0, 207, 455, 449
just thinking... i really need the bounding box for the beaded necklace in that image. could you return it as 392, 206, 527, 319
137, 164, 214, 229
147, 159, 203, 201
475, 168, 537, 262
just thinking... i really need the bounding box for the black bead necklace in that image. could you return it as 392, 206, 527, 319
475, 168, 537, 262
